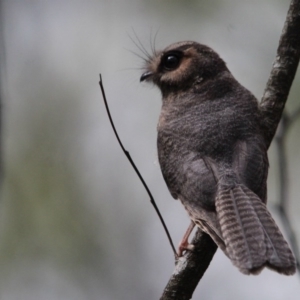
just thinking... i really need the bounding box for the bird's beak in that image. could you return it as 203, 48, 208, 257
140, 71, 153, 82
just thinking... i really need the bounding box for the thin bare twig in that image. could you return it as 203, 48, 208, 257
99, 75, 177, 257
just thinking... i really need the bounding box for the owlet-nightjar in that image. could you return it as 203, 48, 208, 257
140, 41, 296, 275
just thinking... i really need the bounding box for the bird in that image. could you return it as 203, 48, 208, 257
140, 41, 296, 275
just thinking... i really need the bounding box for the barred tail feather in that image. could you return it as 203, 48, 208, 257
216, 184, 296, 275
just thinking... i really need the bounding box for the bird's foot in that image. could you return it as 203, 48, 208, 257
177, 241, 195, 257
177, 221, 196, 257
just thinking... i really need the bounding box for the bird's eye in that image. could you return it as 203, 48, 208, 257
162, 53, 181, 70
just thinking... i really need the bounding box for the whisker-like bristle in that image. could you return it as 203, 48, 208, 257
124, 47, 149, 63
129, 28, 152, 60
152, 27, 160, 57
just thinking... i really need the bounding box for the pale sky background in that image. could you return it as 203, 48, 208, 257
0, 0, 300, 299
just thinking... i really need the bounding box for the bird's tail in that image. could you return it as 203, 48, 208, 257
216, 184, 296, 275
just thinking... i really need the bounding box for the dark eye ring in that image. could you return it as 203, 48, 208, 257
162, 53, 181, 70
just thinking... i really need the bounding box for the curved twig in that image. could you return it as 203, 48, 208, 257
99, 75, 177, 257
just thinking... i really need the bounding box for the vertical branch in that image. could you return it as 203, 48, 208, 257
275, 113, 300, 273
260, 0, 300, 148
275, 114, 289, 209
0, 0, 4, 189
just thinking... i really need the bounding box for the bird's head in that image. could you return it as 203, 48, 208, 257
140, 41, 228, 96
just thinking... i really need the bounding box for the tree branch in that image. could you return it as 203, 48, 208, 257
160, 231, 217, 300
275, 113, 300, 274
161, 0, 300, 298
260, 0, 300, 148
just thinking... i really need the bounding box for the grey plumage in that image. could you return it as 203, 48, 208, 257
140, 41, 296, 275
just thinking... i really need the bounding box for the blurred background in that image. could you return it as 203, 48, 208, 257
0, 0, 300, 299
